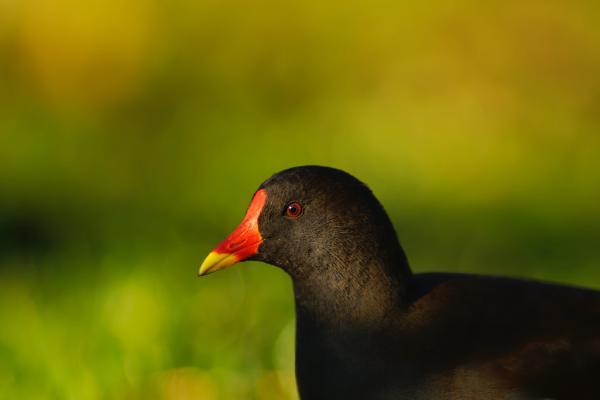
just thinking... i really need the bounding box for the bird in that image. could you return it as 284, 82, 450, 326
198, 166, 600, 400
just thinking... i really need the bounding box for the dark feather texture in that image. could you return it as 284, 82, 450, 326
237, 166, 600, 399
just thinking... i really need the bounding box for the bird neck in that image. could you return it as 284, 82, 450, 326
290, 242, 412, 332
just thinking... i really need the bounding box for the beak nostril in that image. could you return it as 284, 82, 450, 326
228, 238, 247, 249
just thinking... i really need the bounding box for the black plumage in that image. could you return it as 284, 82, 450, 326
201, 166, 600, 400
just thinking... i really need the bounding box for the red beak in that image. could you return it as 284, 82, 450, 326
198, 189, 267, 275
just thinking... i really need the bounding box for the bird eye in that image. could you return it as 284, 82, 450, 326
285, 202, 303, 218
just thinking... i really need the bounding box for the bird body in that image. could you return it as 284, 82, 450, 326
296, 273, 600, 399
199, 166, 600, 399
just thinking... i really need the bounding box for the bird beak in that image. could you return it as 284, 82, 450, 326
198, 189, 267, 276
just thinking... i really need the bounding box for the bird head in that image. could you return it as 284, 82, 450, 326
198, 166, 408, 281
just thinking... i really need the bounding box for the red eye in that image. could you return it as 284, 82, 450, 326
285, 202, 303, 218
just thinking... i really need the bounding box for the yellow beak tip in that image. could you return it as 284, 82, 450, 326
198, 251, 237, 276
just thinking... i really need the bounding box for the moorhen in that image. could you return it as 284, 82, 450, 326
199, 166, 600, 400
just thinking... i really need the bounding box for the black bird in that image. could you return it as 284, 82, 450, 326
199, 166, 600, 400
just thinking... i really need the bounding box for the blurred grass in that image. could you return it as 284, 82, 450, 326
1, 0, 599, 399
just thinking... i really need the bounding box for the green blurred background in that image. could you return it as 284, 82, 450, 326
1, 0, 599, 399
